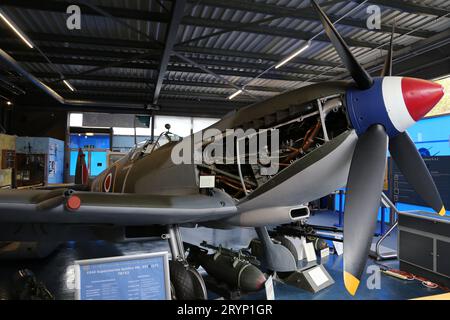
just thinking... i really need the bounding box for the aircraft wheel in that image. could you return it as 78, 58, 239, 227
170, 282, 176, 300
169, 260, 207, 300
187, 266, 207, 300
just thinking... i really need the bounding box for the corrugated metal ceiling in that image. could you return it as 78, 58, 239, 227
0, 0, 449, 114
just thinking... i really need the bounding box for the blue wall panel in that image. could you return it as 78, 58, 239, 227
90, 151, 107, 176
70, 150, 78, 176
334, 115, 450, 219
48, 138, 64, 184
407, 114, 450, 156
70, 134, 110, 149
404, 115, 450, 215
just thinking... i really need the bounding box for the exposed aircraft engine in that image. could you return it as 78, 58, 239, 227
198, 93, 348, 200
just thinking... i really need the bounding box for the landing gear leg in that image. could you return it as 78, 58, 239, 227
164, 225, 207, 300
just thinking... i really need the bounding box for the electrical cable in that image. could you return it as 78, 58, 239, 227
374, 261, 449, 291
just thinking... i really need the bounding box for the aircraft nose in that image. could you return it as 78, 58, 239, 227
401, 77, 444, 121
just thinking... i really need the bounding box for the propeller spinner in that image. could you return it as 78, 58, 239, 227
311, 0, 446, 295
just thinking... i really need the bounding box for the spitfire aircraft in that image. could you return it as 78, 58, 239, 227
0, 1, 445, 298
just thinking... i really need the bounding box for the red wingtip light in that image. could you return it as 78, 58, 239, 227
401, 77, 444, 121
67, 195, 81, 211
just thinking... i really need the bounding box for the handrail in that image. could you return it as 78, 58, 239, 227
373, 193, 401, 260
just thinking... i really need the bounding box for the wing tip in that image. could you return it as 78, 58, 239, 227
344, 271, 360, 296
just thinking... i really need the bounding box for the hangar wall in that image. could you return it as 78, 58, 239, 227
408, 114, 450, 156
334, 113, 450, 218
9, 108, 67, 141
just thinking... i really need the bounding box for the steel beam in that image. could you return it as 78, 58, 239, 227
164, 80, 284, 93
175, 46, 341, 68
0, 30, 164, 50
26, 73, 284, 92
167, 65, 324, 82
44, 85, 259, 101
153, 0, 187, 104
13, 55, 326, 82
45, 86, 155, 95
17, 95, 245, 117
2, 40, 339, 75
0, 33, 341, 69
10, 54, 160, 70
1, 0, 170, 23
170, 56, 341, 76
2, 44, 161, 60
29, 73, 150, 83
55, 88, 258, 102
13, 103, 150, 115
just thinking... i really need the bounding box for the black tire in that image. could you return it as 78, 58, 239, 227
169, 260, 207, 300
170, 282, 176, 300
187, 266, 207, 300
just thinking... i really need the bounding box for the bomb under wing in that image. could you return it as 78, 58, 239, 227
187, 243, 266, 293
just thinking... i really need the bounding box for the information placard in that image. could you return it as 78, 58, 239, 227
265, 275, 275, 300
74, 252, 171, 300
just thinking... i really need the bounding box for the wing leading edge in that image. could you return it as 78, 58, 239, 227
0, 189, 237, 226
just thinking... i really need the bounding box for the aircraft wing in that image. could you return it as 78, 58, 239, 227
32, 183, 90, 191
0, 189, 237, 226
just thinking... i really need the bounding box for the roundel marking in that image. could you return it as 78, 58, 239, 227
67, 195, 81, 211
104, 173, 112, 192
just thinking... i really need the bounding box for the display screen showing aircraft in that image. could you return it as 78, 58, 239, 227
0, 1, 445, 298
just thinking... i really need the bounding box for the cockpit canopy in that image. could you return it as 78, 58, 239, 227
128, 130, 182, 161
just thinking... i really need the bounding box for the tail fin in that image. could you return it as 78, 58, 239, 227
74, 148, 89, 185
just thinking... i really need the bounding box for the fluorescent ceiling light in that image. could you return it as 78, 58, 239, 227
63, 80, 75, 92
0, 12, 34, 49
228, 89, 243, 100
275, 42, 311, 69
85, 132, 94, 136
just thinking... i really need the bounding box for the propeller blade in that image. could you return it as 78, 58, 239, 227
381, 22, 395, 77
344, 124, 388, 295
311, 0, 374, 90
389, 132, 445, 216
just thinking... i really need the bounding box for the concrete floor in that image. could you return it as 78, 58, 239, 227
0, 211, 445, 300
